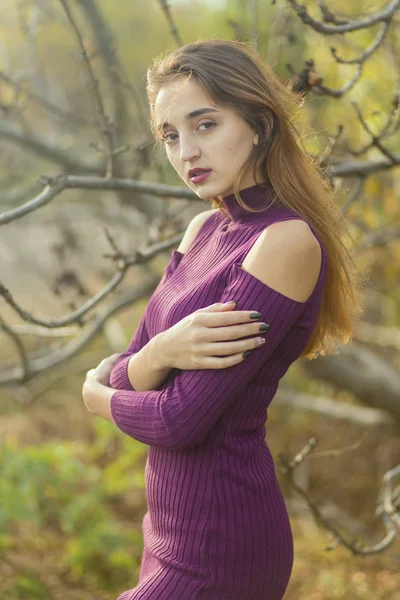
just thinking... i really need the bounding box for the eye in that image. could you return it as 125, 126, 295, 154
198, 120, 215, 131
161, 121, 215, 144
162, 132, 178, 144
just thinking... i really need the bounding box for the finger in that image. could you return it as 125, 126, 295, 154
195, 301, 236, 313
103, 354, 120, 363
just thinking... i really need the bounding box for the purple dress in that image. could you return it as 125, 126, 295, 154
109, 182, 328, 599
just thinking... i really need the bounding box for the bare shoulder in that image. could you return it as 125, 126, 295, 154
176, 208, 220, 254
241, 219, 322, 303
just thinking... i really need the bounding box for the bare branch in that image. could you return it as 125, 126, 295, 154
378, 465, 400, 529
0, 122, 104, 173
354, 321, 400, 349
1, 146, 399, 226
356, 222, 400, 254
249, 0, 260, 49
343, 93, 400, 157
314, 63, 363, 97
330, 22, 390, 65
340, 177, 365, 215
316, 124, 344, 167
276, 388, 395, 427
278, 439, 400, 554
0, 232, 182, 329
0, 174, 197, 225
349, 102, 399, 163
1, 184, 44, 208
0, 279, 156, 385
302, 343, 400, 421
75, 0, 168, 187
0, 177, 70, 224
317, 0, 349, 26
0, 316, 30, 381
287, 0, 400, 35
0, 71, 97, 127
59, 0, 117, 177
287, 4, 397, 97
329, 153, 400, 178
8, 324, 80, 337
158, 0, 184, 46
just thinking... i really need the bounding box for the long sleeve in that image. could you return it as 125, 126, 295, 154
108, 310, 150, 390
108, 249, 184, 391
110, 262, 306, 451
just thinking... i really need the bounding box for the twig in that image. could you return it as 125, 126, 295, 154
0, 175, 198, 225
340, 177, 365, 215
158, 0, 184, 46
330, 22, 390, 65
278, 439, 400, 554
249, 0, 259, 49
275, 389, 395, 427
0, 122, 104, 173
0, 316, 30, 381
350, 102, 398, 164
2, 148, 400, 226
0, 232, 183, 329
0, 71, 97, 127
58, 0, 116, 177
287, 0, 400, 35
0, 280, 157, 385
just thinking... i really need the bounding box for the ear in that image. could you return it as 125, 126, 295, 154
253, 133, 259, 145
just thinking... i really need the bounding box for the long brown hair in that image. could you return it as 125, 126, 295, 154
146, 38, 366, 360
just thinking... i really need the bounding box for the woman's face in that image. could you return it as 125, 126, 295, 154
154, 77, 263, 200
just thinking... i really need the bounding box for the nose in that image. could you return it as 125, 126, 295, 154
179, 135, 200, 163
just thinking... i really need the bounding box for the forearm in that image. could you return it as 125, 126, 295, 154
126, 333, 172, 391
83, 377, 115, 424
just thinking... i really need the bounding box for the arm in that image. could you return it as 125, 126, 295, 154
108, 208, 220, 392
93, 223, 322, 451
108, 310, 172, 392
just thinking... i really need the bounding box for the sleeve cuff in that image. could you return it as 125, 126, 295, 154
109, 355, 135, 390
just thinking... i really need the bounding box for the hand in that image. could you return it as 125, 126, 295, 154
82, 354, 120, 419
84, 353, 121, 386
154, 301, 270, 371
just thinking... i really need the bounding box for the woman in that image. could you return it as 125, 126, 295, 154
82, 39, 364, 599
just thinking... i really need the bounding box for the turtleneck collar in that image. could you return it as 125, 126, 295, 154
221, 181, 284, 224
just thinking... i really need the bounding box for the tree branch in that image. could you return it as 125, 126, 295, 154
0, 122, 104, 174
0, 231, 182, 328
0, 279, 157, 385
287, 0, 400, 35
158, 0, 184, 46
278, 439, 400, 554
59, 0, 117, 177
0, 71, 97, 127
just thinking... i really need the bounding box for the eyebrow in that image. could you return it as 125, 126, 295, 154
158, 107, 219, 131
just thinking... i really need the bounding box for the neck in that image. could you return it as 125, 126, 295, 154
220, 181, 283, 224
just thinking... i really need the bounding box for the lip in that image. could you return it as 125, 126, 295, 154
188, 169, 212, 184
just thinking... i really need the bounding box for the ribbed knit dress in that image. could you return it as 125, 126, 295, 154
109, 181, 328, 600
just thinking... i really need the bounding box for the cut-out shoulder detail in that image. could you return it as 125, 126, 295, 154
176, 208, 220, 255
234, 263, 313, 306
240, 218, 324, 304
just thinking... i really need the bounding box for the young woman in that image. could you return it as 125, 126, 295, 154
82, 39, 364, 599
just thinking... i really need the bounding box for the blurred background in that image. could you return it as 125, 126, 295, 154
0, 0, 399, 598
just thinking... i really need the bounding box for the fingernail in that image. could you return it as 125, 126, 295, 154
243, 351, 250, 358
225, 300, 236, 304
250, 312, 261, 319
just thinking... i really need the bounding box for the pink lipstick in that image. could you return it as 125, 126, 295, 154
189, 170, 212, 184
